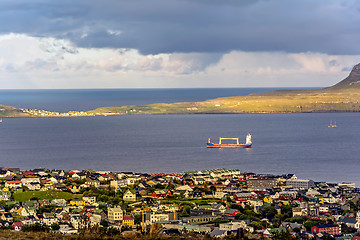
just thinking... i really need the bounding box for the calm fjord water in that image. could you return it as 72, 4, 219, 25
0, 89, 358, 185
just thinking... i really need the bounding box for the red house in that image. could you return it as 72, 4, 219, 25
279, 195, 292, 200
311, 224, 340, 235
5, 181, 22, 189
12, 222, 24, 231
39, 199, 50, 207
225, 209, 241, 217
152, 189, 172, 198
233, 192, 256, 202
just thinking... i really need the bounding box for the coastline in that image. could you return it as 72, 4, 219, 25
1, 87, 360, 118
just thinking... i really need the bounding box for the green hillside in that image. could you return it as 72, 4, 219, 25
87, 88, 360, 114
3, 63, 360, 116
324, 63, 360, 90
87, 63, 360, 115
0, 104, 30, 117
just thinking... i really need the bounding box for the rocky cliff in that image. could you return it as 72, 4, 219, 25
327, 63, 360, 90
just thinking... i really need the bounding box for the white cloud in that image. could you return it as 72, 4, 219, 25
107, 29, 122, 36
0, 34, 359, 89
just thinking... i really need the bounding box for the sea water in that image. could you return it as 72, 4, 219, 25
1, 88, 358, 185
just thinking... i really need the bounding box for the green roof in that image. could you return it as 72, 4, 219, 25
268, 227, 287, 234
198, 205, 211, 209
124, 189, 136, 195
6, 201, 19, 206
154, 189, 168, 194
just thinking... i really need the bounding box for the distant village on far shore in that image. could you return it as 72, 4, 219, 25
0, 167, 359, 239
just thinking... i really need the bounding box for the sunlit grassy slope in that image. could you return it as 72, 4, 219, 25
3, 63, 360, 116
0, 104, 30, 117
88, 63, 360, 114
88, 88, 360, 114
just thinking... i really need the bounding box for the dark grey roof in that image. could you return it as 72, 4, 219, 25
338, 217, 356, 224
210, 228, 227, 237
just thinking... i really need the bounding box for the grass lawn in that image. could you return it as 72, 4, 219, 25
13, 190, 82, 202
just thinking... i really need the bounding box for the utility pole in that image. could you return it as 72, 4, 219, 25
141, 210, 145, 232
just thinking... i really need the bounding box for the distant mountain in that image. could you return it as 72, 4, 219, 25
326, 63, 360, 90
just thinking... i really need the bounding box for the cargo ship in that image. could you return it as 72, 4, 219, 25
207, 133, 252, 148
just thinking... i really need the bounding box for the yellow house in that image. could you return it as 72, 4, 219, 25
70, 199, 85, 206
316, 197, 324, 204
98, 175, 105, 182
122, 216, 134, 226
132, 208, 142, 213
16, 206, 23, 215
123, 189, 137, 202
263, 196, 273, 203
69, 185, 80, 193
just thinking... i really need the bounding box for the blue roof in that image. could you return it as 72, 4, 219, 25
315, 224, 338, 228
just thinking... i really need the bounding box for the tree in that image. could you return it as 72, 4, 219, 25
230, 204, 243, 211
154, 183, 165, 189
100, 220, 109, 227
260, 206, 277, 219
304, 219, 324, 231
51, 223, 60, 231
321, 235, 335, 240
38, 204, 57, 214
235, 213, 247, 220
272, 229, 297, 240
212, 218, 228, 227
99, 204, 108, 213
134, 214, 142, 225
179, 205, 191, 217
349, 201, 358, 211
22, 223, 50, 232
341, 223, 356, 234
272, 217, 281, 228
280, 205, 293, 220
249, 221, 263, 230
166, 183, 175, 190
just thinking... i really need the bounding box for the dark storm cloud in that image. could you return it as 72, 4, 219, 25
1, 0, 360, 55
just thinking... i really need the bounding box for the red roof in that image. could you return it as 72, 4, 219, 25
6, 181, 21, 184
12, 222, 24, 227
123, 216, 133, 220
151, 173, 166, 177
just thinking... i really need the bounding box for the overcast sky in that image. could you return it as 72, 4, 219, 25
0, 0, 360, 89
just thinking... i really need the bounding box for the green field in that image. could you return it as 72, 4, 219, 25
13, 190, 82, 202
87, 88, 360, 115
0, 104, 30, 117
